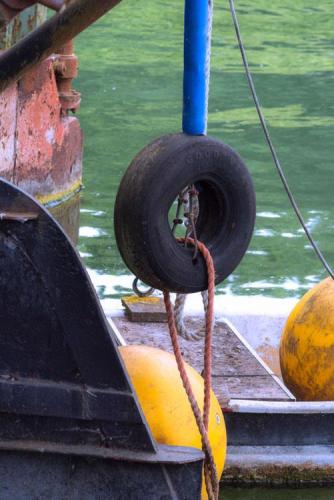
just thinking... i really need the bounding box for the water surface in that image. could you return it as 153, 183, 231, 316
71, 4, 333, 496
74, 0, 334, 302
221, 487, 334, 499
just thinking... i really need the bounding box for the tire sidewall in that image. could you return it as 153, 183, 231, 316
114, 134, 256, 293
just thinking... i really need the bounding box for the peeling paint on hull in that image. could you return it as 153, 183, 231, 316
0, 54, 83, 205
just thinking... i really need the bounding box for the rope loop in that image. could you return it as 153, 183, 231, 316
174, 290, 215, 341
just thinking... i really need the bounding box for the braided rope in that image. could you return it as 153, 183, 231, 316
163, 238, 219, 499
174, 290, 214, 340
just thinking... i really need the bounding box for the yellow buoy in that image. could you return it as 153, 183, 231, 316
119, 345, 227, 499
280, 277, 334, 400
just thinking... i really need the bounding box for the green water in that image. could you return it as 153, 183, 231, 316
68, 4, 333, 496
221, 488, 334, 499
74, 0, 334, 302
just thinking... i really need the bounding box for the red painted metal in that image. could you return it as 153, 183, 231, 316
54, 40, 81, 113
0, 0, 122, 205
0, 51, 83, 202
0, 2, 84, 203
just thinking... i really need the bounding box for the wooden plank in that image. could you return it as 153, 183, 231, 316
116, 317, 271, 376
121, 296, 167, 322
114, 317, 294, 403
213, 376, 293, 404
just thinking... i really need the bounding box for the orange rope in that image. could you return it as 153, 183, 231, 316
163, 238, 219, 500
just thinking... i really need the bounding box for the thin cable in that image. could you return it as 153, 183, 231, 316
228, 0, 334, 280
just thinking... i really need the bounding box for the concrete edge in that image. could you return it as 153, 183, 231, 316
223, 446, 334, 485
227, 399, 334, 414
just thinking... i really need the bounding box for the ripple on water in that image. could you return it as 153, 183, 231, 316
75, 0, 334, 301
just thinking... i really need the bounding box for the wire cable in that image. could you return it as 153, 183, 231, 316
228, 0, 334, 279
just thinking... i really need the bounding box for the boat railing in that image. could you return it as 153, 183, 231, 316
0, 0, 122, 94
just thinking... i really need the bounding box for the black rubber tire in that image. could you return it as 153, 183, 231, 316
114, 133, 256, 293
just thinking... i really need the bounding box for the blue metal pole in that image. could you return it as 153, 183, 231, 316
182, 0, 212, 135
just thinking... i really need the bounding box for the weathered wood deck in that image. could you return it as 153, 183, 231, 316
113, 314, 294, 406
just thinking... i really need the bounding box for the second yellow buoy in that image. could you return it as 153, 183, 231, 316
280, 277, 334, 400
